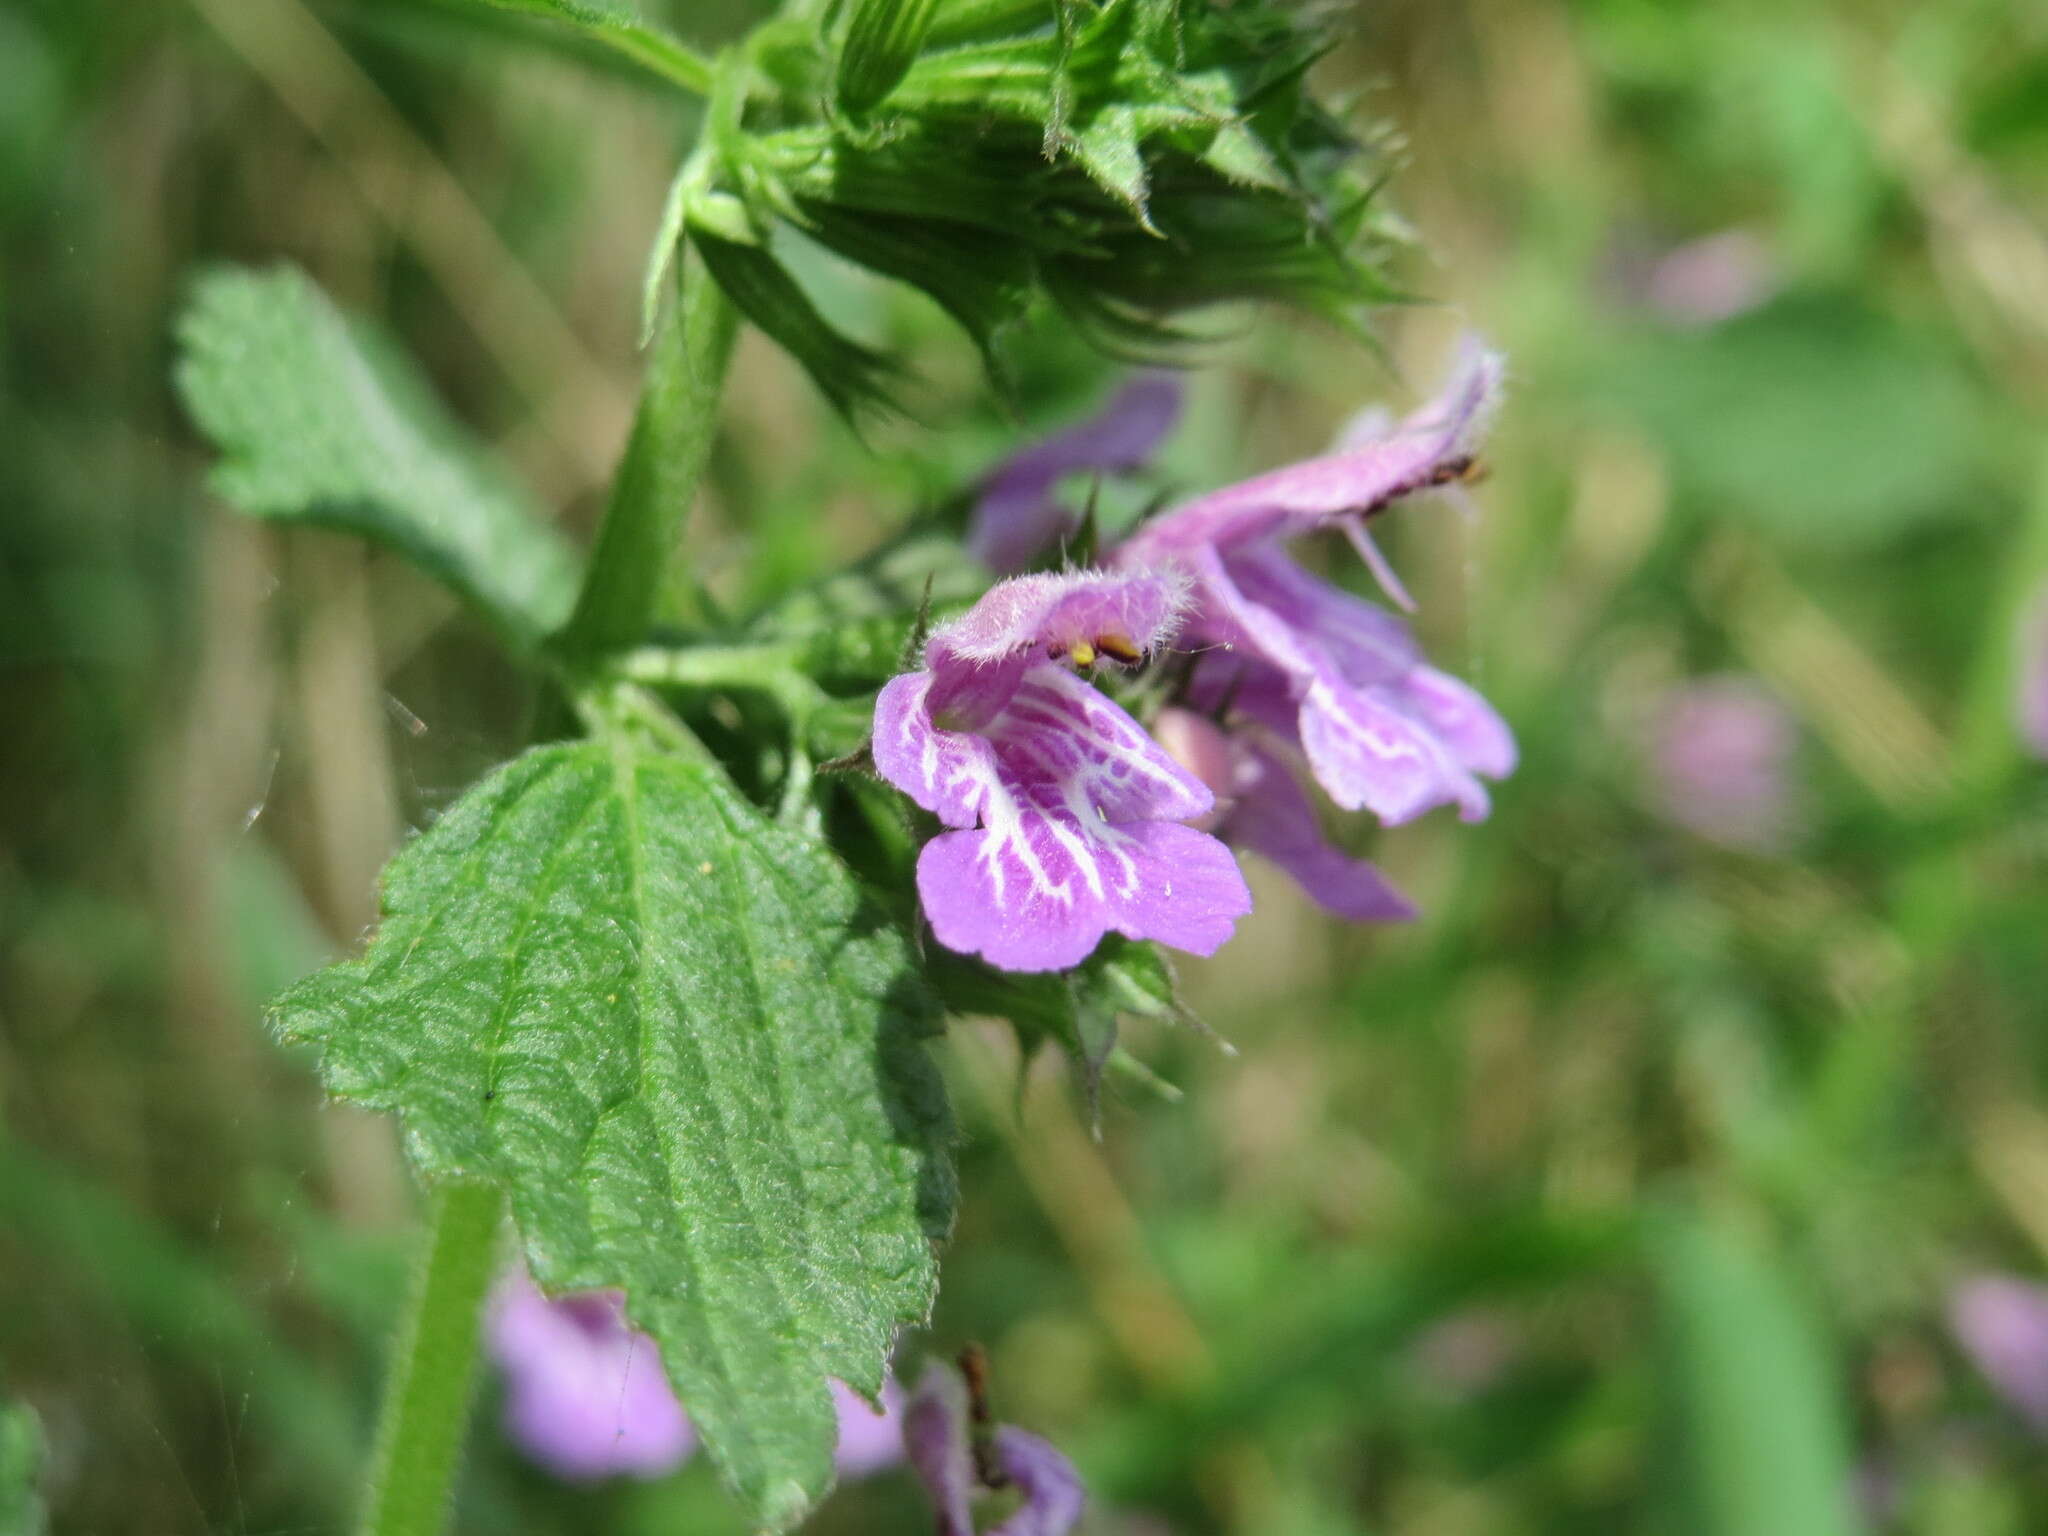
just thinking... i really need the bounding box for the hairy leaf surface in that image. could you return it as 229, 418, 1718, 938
175, 265, 579, 649
277, 741, 953, 1529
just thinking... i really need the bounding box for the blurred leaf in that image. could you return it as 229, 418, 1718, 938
174, 265, 580, 650
0, 1134, 361, 1507
274, 740, 953, 1530
0, 1401, 45, 1536
224, 841, 334, 1010
1601, 293, 1982, 548
1651, 1211, 1857, 1536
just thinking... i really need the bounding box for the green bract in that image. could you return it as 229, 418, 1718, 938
275, 738, 954, 1530
678, 0, 1402, 412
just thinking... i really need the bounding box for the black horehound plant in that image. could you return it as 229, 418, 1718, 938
172, 1, 1513, 1531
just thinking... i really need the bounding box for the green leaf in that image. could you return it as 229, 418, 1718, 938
0, 1131, 362, 1507
174, 265, 580, 651
1599, 293, 1984, 549
1650, 1211, 1857, 1536
276, 739, 954, 1529
687, 225, 900, 422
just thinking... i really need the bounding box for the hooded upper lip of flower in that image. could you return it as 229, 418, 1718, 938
1108, 338, 1516, 828
872, 568, 1252, 973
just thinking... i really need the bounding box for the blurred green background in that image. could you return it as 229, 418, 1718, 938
6, 0, 2048, 1532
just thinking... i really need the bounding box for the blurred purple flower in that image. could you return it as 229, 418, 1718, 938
1406, 1308, 1517, 1398
968, 375, 1184, 574
489, 1272, 695, 1482
831, 1375, 908, 1478
489, 1271, 907, 1483
1649, 677, 1801, 851
904, 1361, 1084, 1536
873, 569, 1251, 971
1644, 230, 1777, 327
1948, 1274, 2048, 1433
2019, 594, 2048, 761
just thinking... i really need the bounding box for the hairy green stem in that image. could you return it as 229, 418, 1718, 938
359, 1180, 505, 1536
615, 644, 836, 827
556, 241, 738, 665
618, 641, 829, 715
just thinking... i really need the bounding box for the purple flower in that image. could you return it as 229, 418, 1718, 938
489, 1271, 907, 1483
1948, 1274, 2048, 1434
904, 1361, 1084, 1536
2020, 593, 2048, 762
1151, 708, 1414, 922
968, 374, 1184, 574
831, 1375, 908, 1478
873, 569, 1252, 972
1111, 339, 1515, 832
1648, 677, 1801, 851
489, 1272, 696, 1482
1643, 229, 1777, 327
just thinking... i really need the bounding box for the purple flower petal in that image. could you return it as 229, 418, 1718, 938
875, 670, 1008, 829
1949, 1274, 2048, 1434
929, 569, 1192, 671
918, 815, 1249, 972
988, 1427, 1085, 1536
994, 665, 1213, 824
904, 1361, 1087, 1536
1159, 539, 1501, 827
1297, 665, 1489, 825
878, 645, 1250, 972
1393, 666, 1517, 780
904, 1365, 977, 1536
1224, 544, 1419, 685
1149, 707, 1237, 831
968, 374, 1185, 574
1222, 746, 1416, 921
488, 1273, 695, 1483
831, 1375, 906, 1479
1118, 339, 1502, 558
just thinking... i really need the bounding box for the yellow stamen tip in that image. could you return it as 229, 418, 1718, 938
1068, 641, 1097, 668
